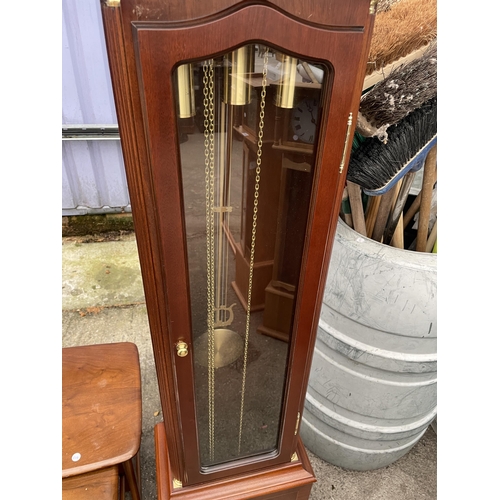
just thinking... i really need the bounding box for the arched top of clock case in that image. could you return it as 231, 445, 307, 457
119, 0, 372, 28
132, 3, 366, 74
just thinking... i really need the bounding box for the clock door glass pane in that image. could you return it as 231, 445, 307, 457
174, 45, 328, 469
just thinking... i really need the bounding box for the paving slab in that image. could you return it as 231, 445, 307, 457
62, 234, 145, 311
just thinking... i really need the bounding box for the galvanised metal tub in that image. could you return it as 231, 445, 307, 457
301, 218, 437, 470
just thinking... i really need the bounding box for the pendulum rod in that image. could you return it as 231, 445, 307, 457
238, 47, 269, 454
215, 99, 236, 328
216, 101, 226, 326
224, 105, 235, 311
203, 59, 216, 462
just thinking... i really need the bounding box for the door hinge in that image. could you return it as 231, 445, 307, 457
294, 412, 301, 435
339, 113, 353, 174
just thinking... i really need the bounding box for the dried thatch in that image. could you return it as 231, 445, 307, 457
367, 0, 437, 76
376, 0, 403, 13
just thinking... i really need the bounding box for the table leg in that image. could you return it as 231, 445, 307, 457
123, 458, 141, 500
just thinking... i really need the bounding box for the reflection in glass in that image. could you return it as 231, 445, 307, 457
174, 45, 327, 468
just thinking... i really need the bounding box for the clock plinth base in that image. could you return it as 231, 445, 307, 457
154, 422, 316, 500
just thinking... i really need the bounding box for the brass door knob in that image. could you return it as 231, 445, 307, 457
176, 341, 189, 357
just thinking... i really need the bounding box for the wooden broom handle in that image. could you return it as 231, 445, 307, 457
403, 158, 438, 230
365, 195, 381, 239
425, 220, 438, 253
371, 183, 399, 243
391, 215, 404, 248
385, 172, 415, 245
403, 192, 421, 230
346, 181, 367, 237
416, 145, 437, 252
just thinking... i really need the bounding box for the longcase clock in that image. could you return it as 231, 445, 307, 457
100, 1, 376, 499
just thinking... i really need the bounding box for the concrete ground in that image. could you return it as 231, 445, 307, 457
62, 231, 437, 500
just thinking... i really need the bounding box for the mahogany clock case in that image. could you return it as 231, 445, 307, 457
100, 0, 375, 493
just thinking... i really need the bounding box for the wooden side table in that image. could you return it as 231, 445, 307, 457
62, 342, 142, 500
62, 466, 120, 500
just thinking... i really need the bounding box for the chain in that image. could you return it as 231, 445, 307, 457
238, 47, 269, 454
203, 59, 216, 462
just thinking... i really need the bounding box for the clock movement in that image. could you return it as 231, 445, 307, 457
100, 1, 376, 498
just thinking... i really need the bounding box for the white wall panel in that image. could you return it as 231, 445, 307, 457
62, 0, 130, 215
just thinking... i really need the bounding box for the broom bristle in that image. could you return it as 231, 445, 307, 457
366, 0, 437, 76
376, 0, 404, 13
357, 41, 437, 141
347, 97, 437, 193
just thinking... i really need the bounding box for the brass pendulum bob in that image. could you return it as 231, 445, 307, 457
194, 328, 244, 369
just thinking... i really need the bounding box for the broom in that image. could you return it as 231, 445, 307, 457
347, 97, 437, 195
343, 0, 437, 244
347, 98, 437, 246
357, 41, 437, 143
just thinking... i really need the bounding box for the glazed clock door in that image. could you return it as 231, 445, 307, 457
128, 3, 373, 487
173, 49, 331, 471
